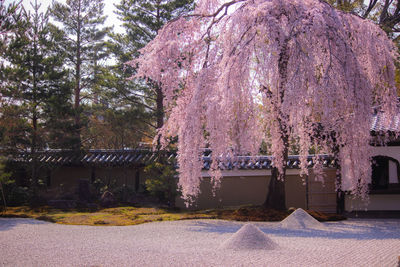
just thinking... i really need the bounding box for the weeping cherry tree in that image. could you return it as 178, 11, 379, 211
129, 0, 398, 209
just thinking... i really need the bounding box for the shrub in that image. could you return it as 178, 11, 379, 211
91, 178, 136, 204
0, 157, 34, 207
0, 181, 32, 207
144, 161, 178, 206
112, 184, 136, 203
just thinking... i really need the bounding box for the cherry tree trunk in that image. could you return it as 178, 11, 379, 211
155, 83, 164, 150
263, 38, 290, 211
155, 84, 164, 129
263, 148, 288, 210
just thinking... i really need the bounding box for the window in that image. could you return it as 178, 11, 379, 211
371, 156, 400, 193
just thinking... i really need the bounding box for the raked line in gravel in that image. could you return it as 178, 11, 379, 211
1, 217, 399, 266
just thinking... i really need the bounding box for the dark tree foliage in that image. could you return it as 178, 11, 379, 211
0, 0, 71, 184
0, 0, 23, 49
51, 0, 110, 149
112, 0, 195, 140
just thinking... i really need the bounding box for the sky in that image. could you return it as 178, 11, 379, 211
5, 0, 123, 32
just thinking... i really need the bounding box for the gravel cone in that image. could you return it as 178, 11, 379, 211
280, 208, 324, 229
220, 224, 278, 250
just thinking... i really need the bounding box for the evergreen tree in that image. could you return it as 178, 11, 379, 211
111, 0, 194, 145
82, 44, 154, 149
51, 0, 110, 149
43, 75, 75, 149
0, 0, 70, 184
82, 105, 153, 149
0, 0, 23, 55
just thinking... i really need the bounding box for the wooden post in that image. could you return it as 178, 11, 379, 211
305, 174, 309, 210
135, 169, 140, 192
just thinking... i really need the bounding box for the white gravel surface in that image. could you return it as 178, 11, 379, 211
1, 218, 400, 266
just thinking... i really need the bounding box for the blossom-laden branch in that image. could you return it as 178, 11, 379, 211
130, 0, 399, 203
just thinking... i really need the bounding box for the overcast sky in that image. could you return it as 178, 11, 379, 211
6, 0, 123, 32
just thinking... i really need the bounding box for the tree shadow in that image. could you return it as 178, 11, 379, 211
187, 219, 400, 240
0, 218, 50, 232
187, 220, 243, 234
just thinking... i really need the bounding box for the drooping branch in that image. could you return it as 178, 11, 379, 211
133, 0, 398, 204
187, 0, 246, 18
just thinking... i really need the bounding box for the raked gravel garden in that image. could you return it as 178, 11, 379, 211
1, 208, 400, 267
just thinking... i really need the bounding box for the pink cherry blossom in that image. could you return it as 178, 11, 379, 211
129, 0, 398, 204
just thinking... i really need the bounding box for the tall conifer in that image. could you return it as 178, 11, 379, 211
51, 0, 110, 149
111, 0, 194, 144
0, 0, 70, 184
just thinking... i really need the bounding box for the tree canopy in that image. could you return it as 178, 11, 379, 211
51, 0, 110, 148
119, 0, 194, 144
328, 0, 400, 38
133, 0, 399, 204
1, 0, 195, 154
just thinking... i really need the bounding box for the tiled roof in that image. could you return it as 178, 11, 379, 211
370, 111, 400, 133
202, 154, 335, 170
8, 149, 335, 169
10, 149, 175, 167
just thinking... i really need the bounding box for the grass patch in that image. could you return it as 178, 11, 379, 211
0, 205, 345, 226
36, 215, 57, 223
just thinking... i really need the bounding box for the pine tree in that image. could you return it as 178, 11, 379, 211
83, 39, 155, 149
51, 0, 110, 149
112, 0, 194, 145
0, 0, 70, 184
82, 105, 153, 149
0, 0, 23, 55
0, 1, 24, 149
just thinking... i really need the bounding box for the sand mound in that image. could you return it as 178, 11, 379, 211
220, 224, 278, 250
280, 208, 323, 229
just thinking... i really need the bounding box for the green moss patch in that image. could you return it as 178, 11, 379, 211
1, 205, 345, 226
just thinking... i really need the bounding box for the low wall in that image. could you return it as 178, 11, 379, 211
345, 194, 400, 211
175, 169, 337, 211
307, 169, 337, 213
37, 165, 142, 198
49, 166, 140, 187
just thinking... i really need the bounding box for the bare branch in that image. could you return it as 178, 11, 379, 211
362, 0, 378, 18
187, 0, 246, 18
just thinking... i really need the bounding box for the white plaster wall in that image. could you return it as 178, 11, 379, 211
389, 160, 398, 183
201, 168, 301, 177
371, 146, 400, 162
342, 146, 400, 211
345, 194, 400, 211
370, 145, 400, 183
